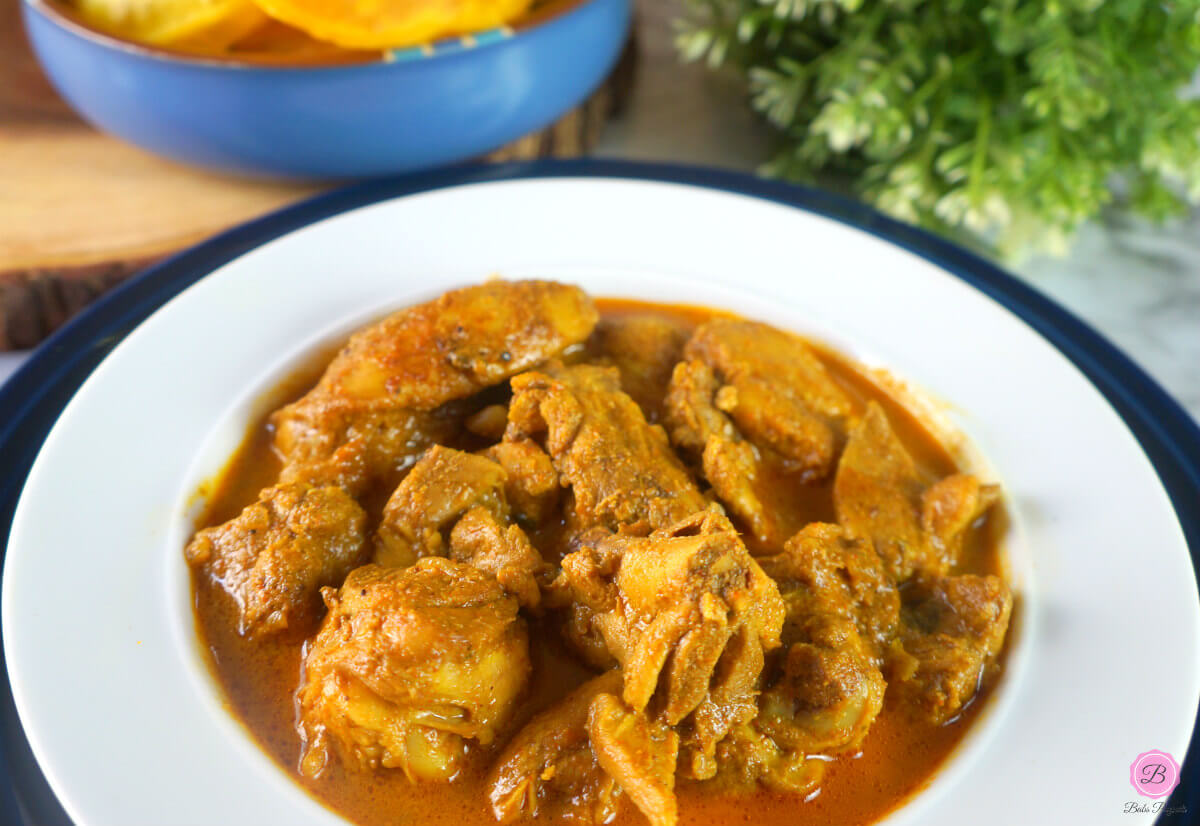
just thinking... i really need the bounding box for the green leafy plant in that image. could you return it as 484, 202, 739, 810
678, 0, 1200, 258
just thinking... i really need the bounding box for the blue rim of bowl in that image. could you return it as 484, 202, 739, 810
0, 159, 1196, 825
22, 0, 597, 69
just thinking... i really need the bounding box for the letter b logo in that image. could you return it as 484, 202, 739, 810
1130, 750, 1180, 799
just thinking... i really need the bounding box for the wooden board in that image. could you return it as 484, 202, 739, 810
0, 1, 636, 349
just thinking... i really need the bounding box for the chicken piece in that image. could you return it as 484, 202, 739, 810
710, 724, 825, 794
891, 573, 1012, 724
676, 613, 770, 780
834, 402, 1000, 580
505, 363, 707, 534
690, 533, 878, 788
558, 510, 785, 737
275, 406, 461, 495
273, 280, 598, 490
482, 439, 561, 526
665, 359, 785, 546
833, 403, 926, 579
684, 319, 853, 475
557, 600, 622, 671
758, 523, 900, 663
374, 446, 508, 567
588, 693, 680, 826
591, 314, 690, 422
922, 473, 1001, 555
297, 560, 529, 781
756, 632, 884, 757
449, 506, 546, 611
185, 482, 367, 639
488, 670, 678, 826
552, 508, 785, 780
750, 524, 891, 759
489, 671, 624, 824
289, 280, 598, 415
373, 446, 546, 608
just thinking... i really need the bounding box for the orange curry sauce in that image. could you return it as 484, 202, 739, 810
191, 299, 1010, 826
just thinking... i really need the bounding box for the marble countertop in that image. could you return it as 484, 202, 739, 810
3, 0, 1197, 423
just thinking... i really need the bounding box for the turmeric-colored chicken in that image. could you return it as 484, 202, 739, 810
665, 360, 782, 546
556, 509, 785, 777
490, 671, 623, 823
674, 319, 852, 468
834, 402, 999, 580
686, 320, 853, 465
274, 280, 599, 492
372, 445, 546, 609
754, 524, 891, 756
665, 320, 853, 546
709, 723, 825, 795
185, 482, 367, 638
374, 445, 508, 566
489, 670, 680, 826
482, 439, 562, 527
588, 693, 680, 826
190, 282, 593, 642
591, 313, 691, 422
450, 506, 547, 612
706, 523, 893, 792
891, 573, 1013, 724
758, 522, 900, 664
505, 363, 707, 536
297, 560, 530, 781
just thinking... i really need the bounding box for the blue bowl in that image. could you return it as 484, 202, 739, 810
22, 0, 631, 179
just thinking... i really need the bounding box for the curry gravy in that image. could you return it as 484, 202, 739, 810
192, 299, 1009, 826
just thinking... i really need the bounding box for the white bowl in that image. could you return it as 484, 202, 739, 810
3, 163, 1197, 826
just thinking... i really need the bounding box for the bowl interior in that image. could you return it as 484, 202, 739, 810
163, 267, 1035, 826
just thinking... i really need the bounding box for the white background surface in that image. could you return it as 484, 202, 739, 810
2, 0, 1197, 424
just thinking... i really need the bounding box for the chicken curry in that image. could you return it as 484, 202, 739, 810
187, 279, 1013, 826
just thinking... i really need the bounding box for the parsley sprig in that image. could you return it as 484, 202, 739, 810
679, 0, 1200, 258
